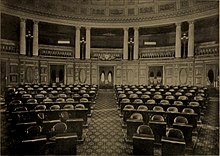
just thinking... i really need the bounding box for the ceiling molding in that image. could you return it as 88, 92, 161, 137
1, 2, 218, 28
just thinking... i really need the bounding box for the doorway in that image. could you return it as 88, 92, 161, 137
148, 66, 163, 85
99, 66, 114, 89
50, 65, 65, 84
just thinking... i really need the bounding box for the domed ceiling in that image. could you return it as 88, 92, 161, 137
1, 0, 218, 24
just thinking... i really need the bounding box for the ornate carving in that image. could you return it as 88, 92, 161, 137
140, 46, 175, 59
180, 0, 189, 8
109, 9, 124, 15
91, 48, 122, 61
179, 68, 188, 84
139, 6, 154, 14
91, 8, 105, 15
1, 0, 218, 23
79, 68, 87, 83
39, 45, 74, 57
159, 2, 176, 11
195, 43, 219, 56
1, 39, 18, 53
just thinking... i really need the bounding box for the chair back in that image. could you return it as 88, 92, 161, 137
52, 122, 67, 133
123, 104, 134, 110
174, 116, 188, 124
50, 105, 60, 110
137, 125, 153, 135
63, 104, 74, 109
153, 106, 164, 112
167, 107, 178, 113
130, 113, 143, 120
137, 105, 148, 111
151, 115, 164, 122
75, 104, 85, 109
182, 108, 194, 114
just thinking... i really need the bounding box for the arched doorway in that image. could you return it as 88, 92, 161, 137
99, 66, 114, 89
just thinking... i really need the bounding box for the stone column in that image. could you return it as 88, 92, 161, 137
123, 27, 129, 60
188, 20, 194, 57
75, 26, 81, 59
175, 22, 182, 58
133, 27, 139, 60
33, 20, 39, 56
20, 18, 26, 55
86, 27, 91, 59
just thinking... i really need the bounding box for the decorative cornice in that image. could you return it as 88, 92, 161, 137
1, 2, 218, 26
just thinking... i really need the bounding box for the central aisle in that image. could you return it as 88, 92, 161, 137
78, 90, 132, 155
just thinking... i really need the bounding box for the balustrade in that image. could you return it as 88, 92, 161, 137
1, 39, 18, 53
195, 43, 219, 56
91, 48, 122, 61
39, 44, 74, 57
139, 46, 175, 59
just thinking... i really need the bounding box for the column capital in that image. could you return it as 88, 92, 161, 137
33, 20, 39, 24
175, 22, 182, 26
123, 27, 129, 31
134, 27, 139, 31
75, 26, 81, 30
20, 18, 26, 23
188, 20, 194, 25
86, 27, 91, 30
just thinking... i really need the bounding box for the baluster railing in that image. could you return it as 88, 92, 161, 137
39, 44, 74, 57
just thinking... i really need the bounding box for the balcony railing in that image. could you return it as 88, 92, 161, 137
39, 44, 74, 57
139, 46, 175, 59
195, 43, 219, 57
1, 39, 18, 53
91, 48, 122, 61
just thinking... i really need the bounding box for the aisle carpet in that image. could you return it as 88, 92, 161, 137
77, 91, 132, 155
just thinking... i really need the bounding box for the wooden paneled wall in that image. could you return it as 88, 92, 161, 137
0, 55, 218, 88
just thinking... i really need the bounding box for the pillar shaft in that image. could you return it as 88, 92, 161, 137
133, 27, 139, 60
33, 21, 39, 56
75, 26, 81, 59
175, 22, 182, 58
123, 28, 128, 60
20, 18, 26, 55
86, 27, 91, 59
188, 21, 194, 57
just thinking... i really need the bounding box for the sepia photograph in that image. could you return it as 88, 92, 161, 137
0, 0, 219, 155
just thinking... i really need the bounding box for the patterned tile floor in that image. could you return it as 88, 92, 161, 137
194, 96, 219, 155
77, 91, 133, 155
78, 89, 219, 156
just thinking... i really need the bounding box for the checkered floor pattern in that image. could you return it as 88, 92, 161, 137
77, 90, 133, 155
194, 97, 219, 155
77, 89, 219, 156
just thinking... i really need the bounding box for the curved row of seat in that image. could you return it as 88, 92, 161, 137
4, 83, 98, 155
133, 125, 186, 155
122, 104, 198, 128
115, 84, 209, 154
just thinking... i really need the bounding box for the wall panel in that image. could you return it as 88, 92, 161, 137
75, 62, 91, 84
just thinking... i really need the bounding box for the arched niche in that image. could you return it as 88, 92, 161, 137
108, 71, 112, 83
100, 71, 105, 83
